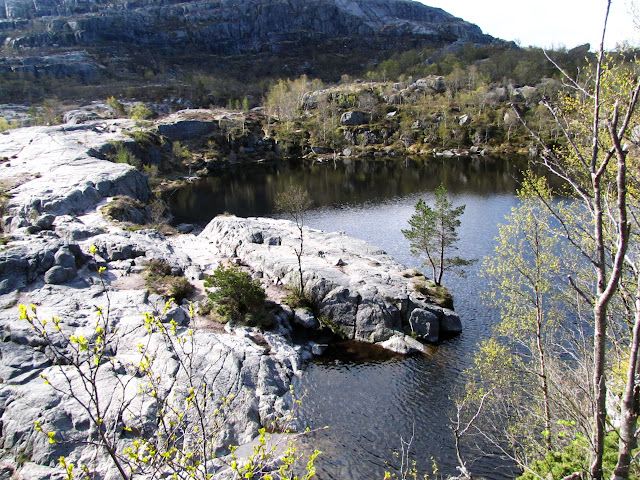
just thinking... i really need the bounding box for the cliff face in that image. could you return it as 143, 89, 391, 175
1, 0, 491, 53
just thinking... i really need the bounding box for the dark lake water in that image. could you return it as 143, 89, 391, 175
169, 156, 542, 479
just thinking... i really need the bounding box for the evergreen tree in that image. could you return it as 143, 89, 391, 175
402, 184, 472, 286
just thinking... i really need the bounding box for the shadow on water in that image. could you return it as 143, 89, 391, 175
167, 155, 548, 222
169, 156, 539, 479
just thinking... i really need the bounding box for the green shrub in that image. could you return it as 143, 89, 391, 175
283, 285, 314, 309
0, 116, 17, 133
101, 195, 148, 224
114, 145, 140, 167
146, 258, 172, 277
142, 164, 161, 188
518, 432, 634, 480
144, 259, 194, 302
127, 128, 156, 146
129, 103, 155, 120
106, 96, 126, 117
204, 264, 267, 322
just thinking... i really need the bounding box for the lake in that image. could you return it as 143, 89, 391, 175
169, 155, 541, 479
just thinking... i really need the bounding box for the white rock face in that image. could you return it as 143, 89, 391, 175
0, 121, 150, 221
0, 124, 301, 480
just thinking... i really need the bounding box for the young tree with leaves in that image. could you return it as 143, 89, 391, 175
460, 174, 595, 476
402, 184, 471, 286
276, 186, 313, 297
507, 3, 640, 477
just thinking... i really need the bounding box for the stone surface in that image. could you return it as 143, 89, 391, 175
200, 215, 461, 346
0, 120, 462, 480
379, 333, 427, 354
0, 124, 304, 480
1, 0, 493, 56
408, 308, 439, 343
0, 121, 150, 225
416, 75, 447, 93
293, 308, 319, 329
340, 111, 369, 126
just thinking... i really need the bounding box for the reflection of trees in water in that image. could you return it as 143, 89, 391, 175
169, 156, 545, 222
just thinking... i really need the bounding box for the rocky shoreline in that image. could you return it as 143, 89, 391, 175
0, 119, 460, 479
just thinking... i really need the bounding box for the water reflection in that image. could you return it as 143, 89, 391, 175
168, 156, 538, 222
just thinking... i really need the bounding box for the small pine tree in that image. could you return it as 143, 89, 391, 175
402, 184, 472, 286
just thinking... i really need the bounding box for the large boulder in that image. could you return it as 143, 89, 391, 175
156, 111, 220, 141
0, 121, 151, 223
415, 76, 447, 93
340, 111, 369, 126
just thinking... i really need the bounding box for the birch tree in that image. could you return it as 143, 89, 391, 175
510, 3, 640, 476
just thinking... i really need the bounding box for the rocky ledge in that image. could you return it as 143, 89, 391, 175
0, 118, 460, 479
201, 216, 461, 351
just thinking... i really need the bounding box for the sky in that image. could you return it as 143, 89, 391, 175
418, 0, 638, 50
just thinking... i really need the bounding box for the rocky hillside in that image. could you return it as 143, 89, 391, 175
0, 0, 499, 103
2, 0, 491, 52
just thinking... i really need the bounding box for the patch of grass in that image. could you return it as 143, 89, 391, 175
282, 285, 314, 309
413, 279, 454, 309
101, 196, 148, 224
126, 128, 156, 146
142, 164, 161, 188
318, 316, 344, 337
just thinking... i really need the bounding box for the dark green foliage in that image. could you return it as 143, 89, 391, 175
113, 145, 142, 168
144, 259, 194, 302
204, 264, 268, 325
402, 184, 473, 286
518, 432, 635, 480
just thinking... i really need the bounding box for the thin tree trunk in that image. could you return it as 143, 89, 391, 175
534, 224, 552, 452
612, 285, 640, 480
437, 219, 445, 286
536, 297, 552, 452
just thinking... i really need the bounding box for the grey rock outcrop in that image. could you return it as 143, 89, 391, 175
0, 228, 301, 480
0, 120, 150, 225
340, 111, 369, 126
0, 119, 463, 479
200, 216, 462, 348
0, 51, 100, 81
0, 122, 303, 480
416, 75, 447, 93
2, 0, 492, 54
156, 111, 220, 141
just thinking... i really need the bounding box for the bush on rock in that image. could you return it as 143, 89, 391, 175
204, 264, 271, 327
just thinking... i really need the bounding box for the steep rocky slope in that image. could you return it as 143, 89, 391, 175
1, 0, 490, 52
0, 0, 498, 100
